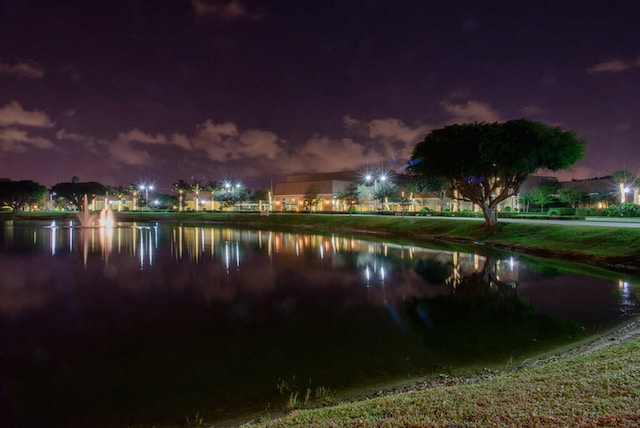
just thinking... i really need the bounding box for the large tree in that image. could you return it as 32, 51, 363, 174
51, 180, 107, 211
409, 119, 585, 227
0, 179, 48, 212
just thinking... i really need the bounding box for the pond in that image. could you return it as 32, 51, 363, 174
0, 219, 638, 427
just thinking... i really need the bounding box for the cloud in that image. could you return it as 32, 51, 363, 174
0, 101, 55, 128
100, 128, 197, 167
118, 128, 168, 145
191, 119, 283, 162
170, 133, 191, 150
0, 101, 57, 154
367, 118, 429, 145
343, 115, 430, 161
97, 119, 282, 170
0, 60, 45, 79
104, 139, 153, 166
238, 129, 280, 159
520, 104, 546, 117
191, 0, 260, 20
294, 136, 371, 172
192, 119, 239, 159
587, 58, 638, 75
0, 128, 57, 154
112, 128, 191, 150
56, 129, 87, 142
440, 99, 502, 123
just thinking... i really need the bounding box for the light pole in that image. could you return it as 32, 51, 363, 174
140, 184, 154, 209
366, 174, 387, 212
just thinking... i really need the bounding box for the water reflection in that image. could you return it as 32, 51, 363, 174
0, 221, 639, 427
43, 221, 158, 268
407, 255, 575, 362
1, 221, 639, 322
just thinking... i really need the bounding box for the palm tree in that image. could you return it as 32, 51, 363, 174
612, 170, 634, 203
171, 179, 191, 211
191, 180, 203, 211
204, 180, 220, 210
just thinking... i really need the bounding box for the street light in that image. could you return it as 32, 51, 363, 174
140, 184, 154, 209
365, 174, 387, 212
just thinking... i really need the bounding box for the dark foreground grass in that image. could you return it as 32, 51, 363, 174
254, 338, 640, 427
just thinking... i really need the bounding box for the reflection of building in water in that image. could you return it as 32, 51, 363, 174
45, 222, 158, 268
37, 223, 524, 288
167, 226, 525, 291
618, 279, 640, 314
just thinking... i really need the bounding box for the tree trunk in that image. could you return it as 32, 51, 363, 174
481, 204, 498, 228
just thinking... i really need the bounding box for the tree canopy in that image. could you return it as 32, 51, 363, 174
336, 182, 362, 214
51, 180, 107, 211
408, 119, 585, 227
302, 185, 321, 211
0, 179, 48, 212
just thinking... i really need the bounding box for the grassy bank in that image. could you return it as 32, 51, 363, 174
254, 331, 640, 427
9, 211, 640, 269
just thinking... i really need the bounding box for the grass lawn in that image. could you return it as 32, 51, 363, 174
253, 328, 640, 427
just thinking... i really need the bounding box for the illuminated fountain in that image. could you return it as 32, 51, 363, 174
74, 194, 115, 228
99, 204, 115, 228
76, 194, 98, 227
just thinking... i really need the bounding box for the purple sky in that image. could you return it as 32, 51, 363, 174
1, 0, 639, 192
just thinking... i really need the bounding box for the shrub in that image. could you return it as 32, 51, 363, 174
604, 203, 640, 217
576, 208, 588, 217
548, 208, 575, 217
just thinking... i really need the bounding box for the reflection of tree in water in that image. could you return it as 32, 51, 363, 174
408, 255, 583, 363
413, 257, 455, 285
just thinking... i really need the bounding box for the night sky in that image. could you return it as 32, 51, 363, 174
1, 0, 638, 191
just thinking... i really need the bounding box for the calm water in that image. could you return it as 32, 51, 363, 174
0, 219, 638, 427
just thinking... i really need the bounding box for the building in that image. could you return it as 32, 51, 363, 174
273, 171, 636, 214
273, 171, 360, 212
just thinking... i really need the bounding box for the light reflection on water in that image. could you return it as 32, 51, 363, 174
0, 220, 638, 427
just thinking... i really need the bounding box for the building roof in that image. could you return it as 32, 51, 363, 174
285, 171, 361, 183
518, 175, 557, 194
274, 180, 352, 196
558, 177, 617, 195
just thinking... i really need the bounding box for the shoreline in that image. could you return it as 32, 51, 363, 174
241, 317, 640, 427
234, 317, 640, 427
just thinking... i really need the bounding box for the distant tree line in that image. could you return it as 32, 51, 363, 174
3, 120, 640, 225
0, 176, 272, 213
